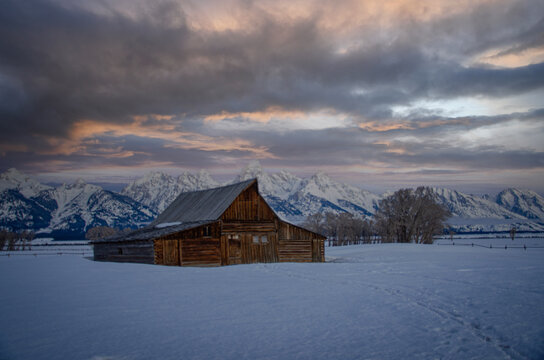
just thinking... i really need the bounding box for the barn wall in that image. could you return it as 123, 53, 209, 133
220, 232, 278, 264
93, 241, 154, 264
154, 222, 222, 267
278, 222, 325, 263
221, 183, 276, 221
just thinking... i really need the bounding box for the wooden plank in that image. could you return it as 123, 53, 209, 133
221, 183, 277, 221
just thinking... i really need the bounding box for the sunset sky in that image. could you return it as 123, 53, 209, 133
1, 0, 543, 194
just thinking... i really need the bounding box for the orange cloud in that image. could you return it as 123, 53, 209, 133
359, 121, 413, 132
187, 0, 504, 35
473, 46, 544, 68
44, 115, 276, 159
204, 107, 308, 123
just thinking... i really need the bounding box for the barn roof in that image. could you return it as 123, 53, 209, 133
92, 220, 217, 243
91, 179, 257, 243
152, 178, 256, 224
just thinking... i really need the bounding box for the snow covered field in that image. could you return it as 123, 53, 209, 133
1, 240, 543, 359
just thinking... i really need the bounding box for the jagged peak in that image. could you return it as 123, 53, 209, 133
197, 169, 212, 178
308, 171, 334, 185
238, 161, 264, 181
1, 167, 30, 181
498, 188, 538, 196
246, 160, 262, 170
143, 170, 171, 180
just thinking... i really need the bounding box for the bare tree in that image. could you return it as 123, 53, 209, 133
305, 212, 374, 246
0, 230, 8, 251
323, 212, 338, 246
22, 231, 34, 250
7, 231, 18, 251
510, 227, 516, 241
302, 212, 325, 235
374, 187, 450, 244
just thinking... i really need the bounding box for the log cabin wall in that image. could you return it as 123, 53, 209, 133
278, 222, 325, 263
154, 222, 222, 267
93, 241, 154, 264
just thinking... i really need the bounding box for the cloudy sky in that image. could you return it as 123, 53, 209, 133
1, 0, 543, 193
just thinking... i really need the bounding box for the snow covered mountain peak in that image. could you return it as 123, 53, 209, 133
137, 171, 173, 185
74, 178, 87, 186
177, 170, 219, 190
430, 187, 523, 219
238, 160, 263, 181
496, 188, 544, 219
307, 171, 334, 188
2, 168, 26, 180
121, 169, 219, 213
0, 168, 52, 197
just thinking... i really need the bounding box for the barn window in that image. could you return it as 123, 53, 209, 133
252, 235, 268, 244
203, 226, 211, 237
117, 248, 123, 255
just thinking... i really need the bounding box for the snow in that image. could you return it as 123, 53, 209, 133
0, 168, 52, 198
497, 188, 544, 220
431, 187, 523, 219
121, 170, 219, 213
155, 221, 182, 229
1, 239, 543, 360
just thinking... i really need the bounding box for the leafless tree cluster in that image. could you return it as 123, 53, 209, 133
303, 187, 450, 246
85, 226, 131, 241
0, 230, 34, 251
302, 212, 374, 246
374, 187, 450, 244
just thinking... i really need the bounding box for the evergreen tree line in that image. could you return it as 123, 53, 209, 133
303, 187, 451, 245
0, 230, 35, 251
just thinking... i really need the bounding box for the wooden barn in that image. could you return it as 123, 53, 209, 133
92, 179, 325, 266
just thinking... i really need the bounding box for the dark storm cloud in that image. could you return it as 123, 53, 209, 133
1, 0, 543, 182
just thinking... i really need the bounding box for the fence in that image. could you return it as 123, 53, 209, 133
0, 243, 93, 257
435, 242, 544, 250
325, 235, 544, 250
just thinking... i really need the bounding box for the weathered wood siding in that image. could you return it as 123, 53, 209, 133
154, 222, 221, 267
221, 183, 276, 221
278, 222, 325, 263
93, 241, 154, 264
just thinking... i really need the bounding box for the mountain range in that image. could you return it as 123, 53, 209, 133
1, 163, 543, 238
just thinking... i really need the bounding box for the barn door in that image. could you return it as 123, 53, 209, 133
312, 239, 320, 262
228, 235, 241, 265
163, 239, 180, 266
221, 235, 228, 266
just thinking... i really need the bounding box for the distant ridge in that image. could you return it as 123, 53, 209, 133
1, 164, 543, 238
